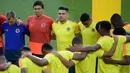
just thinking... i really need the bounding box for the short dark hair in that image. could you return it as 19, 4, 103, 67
42, 43, 53, 51
72, 37, 82, 45
33, 1, 44, 9
80, 13, 90, 22
96, 21, 111, 32
20, 47, 31, 52
6, 11, 16, 18
113, 27, 126, 35
110, 13, 123, 27
58, 6, 68, 12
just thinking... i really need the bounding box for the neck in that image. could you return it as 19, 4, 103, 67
36, 15, 43, 18
103, 32, 110, 36
60, 20, 67, 24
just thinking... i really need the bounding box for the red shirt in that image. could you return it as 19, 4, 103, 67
27, 15, 54, 54
0, 14, 7, 48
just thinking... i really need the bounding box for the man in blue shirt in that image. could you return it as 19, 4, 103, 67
2, 11, 30, 66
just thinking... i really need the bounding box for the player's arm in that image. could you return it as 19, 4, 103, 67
102, 35, 118, 57
52, 51, 75, 68
103, 56, 130, 65
23, 25, 30, 37
21, 68, 27, 73
27, 54, 48, 66
72, 52, 87, 60
42, 67, 51, 73
67, 44, 101, 52
126, 35, 130, 42
0, 62, 11, 71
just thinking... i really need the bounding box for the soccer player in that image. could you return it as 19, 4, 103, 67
0, 55, 20, 73
24, 43, 87, 73
68, 21, 130, 73
52, 6, 79, 51
77, 13, 100, 73
27, 1, 54, 57
111, 13, 130, 34
103, 27, 130, 73
2, 11, 30, 66
19, 47, 50, 73
52, 36, 118, 73
0, 14, 7, 54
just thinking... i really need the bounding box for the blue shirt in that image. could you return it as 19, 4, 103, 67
2, 22, 30, 51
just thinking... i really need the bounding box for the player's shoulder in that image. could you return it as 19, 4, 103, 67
10, 64, 20, 69
59, 50, 72, 54
43, 15, 54, 21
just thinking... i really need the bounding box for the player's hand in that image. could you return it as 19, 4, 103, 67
103, 57, 114, 64
16, 17, 22, 26
66, 45, 76, 52
52, 50, 60, 57
0, 62, 11, 71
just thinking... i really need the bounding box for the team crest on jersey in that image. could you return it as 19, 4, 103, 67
15, 28, 20, 33
41, 23, 46, 28
66, 27, 70, 31
91, 28, 95, 32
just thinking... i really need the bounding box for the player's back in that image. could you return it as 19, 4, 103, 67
19, 56, 46, 73
44, 50, 74, 73
0, 64, 20, 73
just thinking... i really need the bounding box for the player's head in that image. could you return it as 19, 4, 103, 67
80, 13, 91, 27
111, 13, 124, 28
58, 6, 69, 22
42, 43, 53, 54
0, 55, 7, 64
6, 11, 16, 25
20, 47, 32, 55
33, 1, 44, 17
96, 21, 111, 36
72, 37, 83, 47
113, 27, 126, 35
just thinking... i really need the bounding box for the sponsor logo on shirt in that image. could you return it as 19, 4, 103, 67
67, 27, 70, 31
41, 23, 46, 28
15, 28, 20, 33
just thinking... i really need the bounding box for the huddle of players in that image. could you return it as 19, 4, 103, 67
1, 12, 130, 73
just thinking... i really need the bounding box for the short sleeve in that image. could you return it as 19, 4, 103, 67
19, 58, 27, 68
96, 37, 105, 48
44, 54, 52, 64
118, 36, 126, 44
94, 49, 104, 58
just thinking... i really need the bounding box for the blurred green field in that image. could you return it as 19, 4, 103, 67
0, 0, 130, 49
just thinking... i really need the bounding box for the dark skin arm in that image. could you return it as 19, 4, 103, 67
103, 56, 130, 65
67, 44, 101, 52
21, 68, 27, 73
27, 55, 48, 66
0, 62, 11, 71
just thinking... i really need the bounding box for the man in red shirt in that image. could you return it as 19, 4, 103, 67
0, 14, 7, 54
27, 1, 54, 57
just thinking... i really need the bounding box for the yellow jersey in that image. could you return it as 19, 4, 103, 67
52, 20, 79, 51
19, 56, 47, 73
44, 51, 74, 73
0, 64, 20, 73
